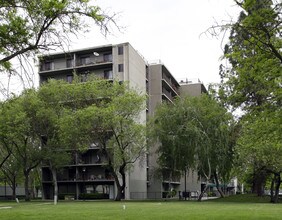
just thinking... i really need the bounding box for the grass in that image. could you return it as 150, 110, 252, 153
0, 194, 282, 220
209, 193, 273, 203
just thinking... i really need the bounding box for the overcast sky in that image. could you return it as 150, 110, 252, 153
71, 0, 241, 86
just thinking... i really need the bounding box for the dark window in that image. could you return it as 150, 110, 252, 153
118, 46, 123, 55
41, 61, 54, 71
66, 75, 73, 83
104, 70, 113, 79
80, 56, 90, 65
118, 64, 124, 72
66, 58, 74, 68
103, 53, 112, 62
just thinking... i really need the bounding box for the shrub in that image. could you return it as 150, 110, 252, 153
58, 193, 75, 200
78, 193, 109, 200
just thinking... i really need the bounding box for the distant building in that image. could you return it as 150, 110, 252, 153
38, 42, 207, 200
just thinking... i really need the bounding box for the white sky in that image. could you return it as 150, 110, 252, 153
71, 0, 241, 86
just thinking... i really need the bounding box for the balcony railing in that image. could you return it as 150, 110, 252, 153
76, 58, 112, 67
162, 73, 179, 95
162, 88, 174, 101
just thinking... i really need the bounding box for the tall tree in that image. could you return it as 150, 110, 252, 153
0, 91, 43, 201
150, 94, 235, 201
60, 80, 147, 201
217, 0, 281, 200
35, 79, 77, 204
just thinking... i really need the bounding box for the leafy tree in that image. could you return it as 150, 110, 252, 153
60, 80, 147, 201
37, 78, 122, 203
219, 0, 281, 112
236, 109, 282, 202
217, 0, 281, 200
35, 79, 78, 204
150, 94, 235, 201
0, 91, 43, 201
0, 153, 22, 200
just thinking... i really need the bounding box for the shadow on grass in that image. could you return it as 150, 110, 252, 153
207, 194, 276, 203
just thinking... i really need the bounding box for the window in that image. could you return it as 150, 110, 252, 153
41, 61, 54, 71
80, 56, 90, 65
66, 75, 73, 83
104, 70, 113, 79
118, 64, 124, 72
118, 46, 123, 55
103, 53, 112, 62
66, 58, 74, 68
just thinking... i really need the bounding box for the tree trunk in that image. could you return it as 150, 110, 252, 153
109, 167, 124, 201
252, 168, 266, 196
270, 177, 275, 203
12, 175, 16, 200
198, 182, 208, 201
115, 183, 124, 201
110, 163, 126, 201
214, 171, 225, 198
115, 165, 126, 201
51, 166, 58, 205
24, 170, 30, 201
273, 173, 281, 203
198, 158, 211, 201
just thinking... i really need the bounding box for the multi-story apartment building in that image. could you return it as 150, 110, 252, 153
38, 42, 206, 200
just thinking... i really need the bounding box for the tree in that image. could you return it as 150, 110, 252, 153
0, 91, 43, 201
0, 153, 22, 200
236, 109, 282, 202
35, 79, 78, 204
12, 77, 100, 204
0, 102, 12, 169
0, 0, 117, 97
150, 94, 235, 201
60, 80, 147, 201
218, 0, 281, 112
217, 0, 281, 201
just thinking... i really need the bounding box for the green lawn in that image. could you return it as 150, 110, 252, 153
1, 195, 282, 220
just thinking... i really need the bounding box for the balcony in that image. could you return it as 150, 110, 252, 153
162, 73, 180, 96
39, 54, 113, 75
76, 55, 112, 67
162, 88, 174, 103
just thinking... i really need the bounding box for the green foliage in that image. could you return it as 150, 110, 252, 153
219, 0, 281, 112
0, 77, 146, 201
218, 0, 281, 199
58, 79, 147, 200
150, 94, 235, 185
0, 90, 44, 200
0, 0, 115, 71
59, 79, 147, 165
210, 193, 272, 203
